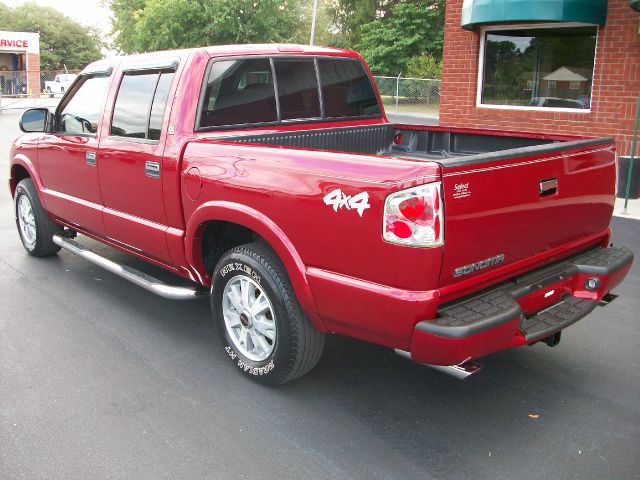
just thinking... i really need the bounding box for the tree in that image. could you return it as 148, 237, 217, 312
329, 0, 402, 47
108, 0, 307, 54
299, 0, 346, 47
0, 2, 9, 20
356, 1, 445, 76
0, 2, 103, 70
406, 54, 441, 79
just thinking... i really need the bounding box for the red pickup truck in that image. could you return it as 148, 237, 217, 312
10, 44, 633, 384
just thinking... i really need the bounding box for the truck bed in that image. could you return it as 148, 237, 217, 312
217, 123, 607, 165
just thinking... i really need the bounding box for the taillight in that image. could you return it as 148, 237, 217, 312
383, 183, 444, 247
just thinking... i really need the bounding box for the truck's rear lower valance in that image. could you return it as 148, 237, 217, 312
461, 0, 608, 30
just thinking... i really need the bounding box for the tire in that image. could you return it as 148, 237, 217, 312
14, 178, 62, 257
211, 242, 325, 385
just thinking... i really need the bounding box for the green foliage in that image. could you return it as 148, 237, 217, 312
299, 0, 346, 48
329, 0, 402, 47
108, 0, 307, 53
356, 1, 445, 76
0, 2, 9, 20
0, 1, 103, 70
106, 0, 446, 77
406, 54, 441, 79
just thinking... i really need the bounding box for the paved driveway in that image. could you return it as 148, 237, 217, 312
1, 110, 639, 480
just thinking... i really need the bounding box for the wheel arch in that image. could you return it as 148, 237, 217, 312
10, 156, 42, 198
185, 201, 326, 331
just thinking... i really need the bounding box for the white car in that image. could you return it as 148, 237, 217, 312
44, 74, 77, 95
527, 96, 588, 109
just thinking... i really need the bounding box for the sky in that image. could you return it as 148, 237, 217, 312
4, 0, 113, 37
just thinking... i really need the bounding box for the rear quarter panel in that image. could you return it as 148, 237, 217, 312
181, 141, 443, 292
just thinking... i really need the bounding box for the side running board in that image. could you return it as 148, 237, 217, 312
52, 235, 207, 301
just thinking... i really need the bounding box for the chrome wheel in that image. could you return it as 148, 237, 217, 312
222, 275, 276, 362
17, 195, 36, 248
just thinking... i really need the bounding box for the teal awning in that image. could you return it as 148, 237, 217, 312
461, 0, 608, 30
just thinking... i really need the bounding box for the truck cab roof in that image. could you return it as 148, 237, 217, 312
80, 44, 362, 77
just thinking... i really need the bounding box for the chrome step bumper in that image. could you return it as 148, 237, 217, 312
53, 235, 207, 301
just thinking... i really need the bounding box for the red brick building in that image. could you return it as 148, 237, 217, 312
439, 0, 640, 157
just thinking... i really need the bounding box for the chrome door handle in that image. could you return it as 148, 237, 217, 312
145, 161, 160, 178
85, 151, 97, 166
539, 178, 557, 196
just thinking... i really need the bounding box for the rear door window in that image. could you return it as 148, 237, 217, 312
111, 70, 175, 140
148, 72, 175, 140
318, 59, 380, 118
200, 58, 277, 128
273, 59, 321, 120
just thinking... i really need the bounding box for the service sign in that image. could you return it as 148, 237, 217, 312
0, 31, 40, 54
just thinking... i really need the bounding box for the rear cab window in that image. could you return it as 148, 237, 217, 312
197, 56, 381, 130
201, 58, 277, 128
273, 59, 321, 120
318, 58, 380, 118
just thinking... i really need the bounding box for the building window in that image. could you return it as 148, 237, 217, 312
479, 25, 596, 110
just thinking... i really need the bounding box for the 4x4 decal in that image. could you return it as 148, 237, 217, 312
323, 188, 371, 217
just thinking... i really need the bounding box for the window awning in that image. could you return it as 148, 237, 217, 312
461, 0, 608, 30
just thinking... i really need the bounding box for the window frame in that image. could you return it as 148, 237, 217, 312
475, 22, 597, 114
108, 68, 177, 145
195, 55, 383, 132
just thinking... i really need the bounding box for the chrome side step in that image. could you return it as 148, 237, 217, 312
394, 349, 482, 380
52, 235, 207, 301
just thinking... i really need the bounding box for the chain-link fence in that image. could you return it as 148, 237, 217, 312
373, 76, 441, 117
0, 70, 80, 111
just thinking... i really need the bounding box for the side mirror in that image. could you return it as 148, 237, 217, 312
19, 108, 54, 133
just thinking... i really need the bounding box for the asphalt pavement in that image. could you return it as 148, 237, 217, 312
1, 110, 639, 480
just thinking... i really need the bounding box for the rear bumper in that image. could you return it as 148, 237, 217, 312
408, 246, 634, 366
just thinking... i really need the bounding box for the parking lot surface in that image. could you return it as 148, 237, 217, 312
1, 110, 639, 480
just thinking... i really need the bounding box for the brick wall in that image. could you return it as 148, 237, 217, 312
26, 53, 40, 94
439, 0, 640, 156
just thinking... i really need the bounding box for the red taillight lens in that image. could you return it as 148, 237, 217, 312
387, 220, 413, 239
398, 197, 431, 225
383, 183, 444, 247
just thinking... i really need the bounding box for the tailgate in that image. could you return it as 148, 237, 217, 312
439, 139, 616, 288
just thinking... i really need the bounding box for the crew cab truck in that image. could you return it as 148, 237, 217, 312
10, 44, 633, 384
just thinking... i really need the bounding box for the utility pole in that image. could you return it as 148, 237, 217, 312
310, 0, 319, 45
